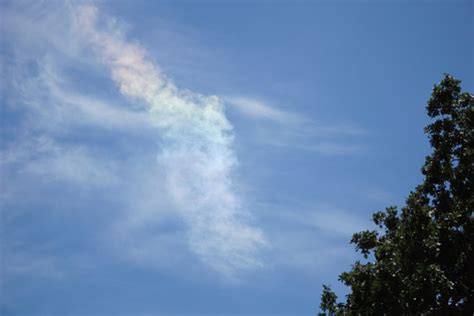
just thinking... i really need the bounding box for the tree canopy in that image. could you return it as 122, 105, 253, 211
319, 74, 474, 315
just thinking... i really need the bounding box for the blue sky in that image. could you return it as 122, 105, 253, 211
1, 0, 472, 315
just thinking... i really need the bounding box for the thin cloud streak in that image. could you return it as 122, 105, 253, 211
225, 96, 303, 124
2, 136, 119, 188
225, 96, 367, 155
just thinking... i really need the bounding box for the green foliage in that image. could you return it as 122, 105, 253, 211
319, 285, 338, 315
318, 74, 474, 315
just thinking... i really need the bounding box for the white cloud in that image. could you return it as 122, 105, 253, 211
3, 136, 118, 188
224, 95, 367, 155
266, 203, 367, 238
1, 2, 266, 280
258, 203, 367, 273
8, 57, 154, 134
73, 4, 266, 277
225, 96, 302, 124
1, 1, 369, 283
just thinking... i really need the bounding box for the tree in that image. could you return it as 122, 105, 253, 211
318, 74, 474, 315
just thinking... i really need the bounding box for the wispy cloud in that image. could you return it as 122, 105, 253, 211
1, 1, 366, 283
74, 5, 266, 277
1, 2, 266, 279
2, 135, 119, 188
224, 92, 367, 156
281, 205, 367, 237
225, 96, 303, 124
224, 95, 367, 155
257, 202, 367, 273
